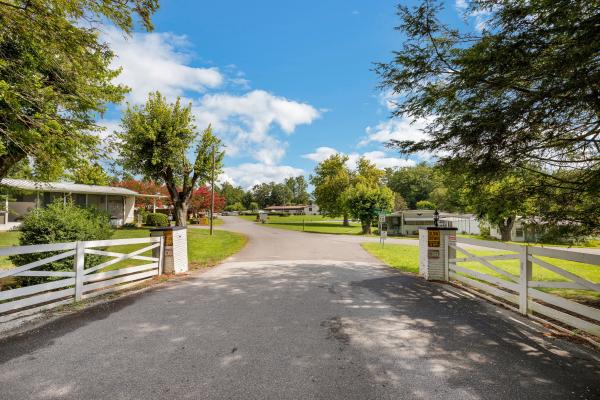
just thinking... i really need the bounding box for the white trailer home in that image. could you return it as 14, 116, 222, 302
0, 178, 142, 229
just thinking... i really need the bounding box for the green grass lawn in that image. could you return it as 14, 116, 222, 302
238, 214, 367, 235
362, 243, 600, 304
0, 227, 246, 273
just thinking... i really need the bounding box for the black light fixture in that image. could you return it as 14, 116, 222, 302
433, 209, 439, 227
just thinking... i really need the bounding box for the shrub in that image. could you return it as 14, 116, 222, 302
145, 213, 169, 227
415, 200, 436, 210
11, 200, 112, 286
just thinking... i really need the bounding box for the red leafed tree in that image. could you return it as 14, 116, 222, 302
189, 186, 225, 216
113, 180, 170, 209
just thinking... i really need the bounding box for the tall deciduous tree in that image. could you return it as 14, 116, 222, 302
71, 162, 110, 186
218, 182, 245, 206
376, 0, 600, 229
310, 154, 352, 226
0, 0, 158, 178
343, 184, 394, 234
116, 92, 223, 226
284, 176, 310, 204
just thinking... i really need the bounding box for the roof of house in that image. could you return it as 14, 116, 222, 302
0, 178, 139, 196
264, 205, 307, 210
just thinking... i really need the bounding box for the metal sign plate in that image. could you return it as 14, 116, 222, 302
428, 230, 440, 248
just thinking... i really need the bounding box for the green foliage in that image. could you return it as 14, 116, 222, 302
393, 193, 407, 211
0, 0, 158, 179
116, 92, 224, 226
250, 180, 304, 208
10, 200, 112, 286
224, 202, 244, 212
415, 200, 435, 210
218, 182, 245, 206
249, 201, 259, 211
284, 176, 310, 204
343, 184, 394, 234
376, 0, 600, 229
385, 163, 438, 209
71, 162, 110, 186
145, 213, 169, 227
241, 191, 254, 209
310, 154, 351, 220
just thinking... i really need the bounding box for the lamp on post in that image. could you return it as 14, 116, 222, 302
433, 209, 439, 227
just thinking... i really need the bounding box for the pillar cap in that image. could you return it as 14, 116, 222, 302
149, 226, 187, 232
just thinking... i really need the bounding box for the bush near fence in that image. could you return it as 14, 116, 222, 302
145, 213, 169, 227
10, 201, 112, 288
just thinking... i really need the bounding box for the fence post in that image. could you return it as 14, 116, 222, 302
158, 236, 165, 275
519, 245, 532, 315
74, 241, 85, 301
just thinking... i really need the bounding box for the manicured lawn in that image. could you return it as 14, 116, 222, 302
238, 215, 366, 235
186, 228, 246, 269
0, 227, 246, 272
362, 243, 600, 303
362, 243, 420, 274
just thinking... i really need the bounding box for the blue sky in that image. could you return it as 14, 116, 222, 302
100, 1, 470, 188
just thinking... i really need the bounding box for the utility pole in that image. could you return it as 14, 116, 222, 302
210, 144, 216, 236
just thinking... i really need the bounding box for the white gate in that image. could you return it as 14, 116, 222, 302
0, 236, 164, 321
447, 237, 600, 337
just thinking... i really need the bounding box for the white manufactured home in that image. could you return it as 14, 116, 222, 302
264, 203, 320, 215
0, 178, 146, 229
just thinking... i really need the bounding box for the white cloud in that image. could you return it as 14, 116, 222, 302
359, 118, 429, 147
302, 146, 339, 163
96, 119, 120, 141
455, 0, 467, 10
220, 163, 304, 189
103, 27, 223, 103
454, 0, 494, 32
350, 151, 416, 169
378, 90, 402, 111
193, 90, 320, 165
302, 147, 416, 170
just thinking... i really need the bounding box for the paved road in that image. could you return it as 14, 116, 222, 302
0, 217, 599, 399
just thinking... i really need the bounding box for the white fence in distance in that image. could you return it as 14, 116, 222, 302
0, 236, 164, 320
447, 237, 600, 337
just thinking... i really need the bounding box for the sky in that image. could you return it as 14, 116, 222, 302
99, 0, 473, 189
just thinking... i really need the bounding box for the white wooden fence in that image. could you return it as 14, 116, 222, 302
0, 236, 164, 320
447, 237, 600, 337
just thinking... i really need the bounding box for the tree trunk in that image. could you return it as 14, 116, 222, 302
343, 213, 349, 226
174, 202, 188, 226
498, 216, 515, 241
361, 220, 371, 234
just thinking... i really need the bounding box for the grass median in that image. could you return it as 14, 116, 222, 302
238, 215, 366, 235
362, 242, 600, 304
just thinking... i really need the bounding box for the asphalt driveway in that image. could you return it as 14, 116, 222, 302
0, 217, 598, 399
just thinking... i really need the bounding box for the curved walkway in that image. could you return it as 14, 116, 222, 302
0, 217, 598, 399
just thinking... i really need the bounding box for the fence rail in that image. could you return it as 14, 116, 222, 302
0, 236, 164, 321
446, 237, 600, 337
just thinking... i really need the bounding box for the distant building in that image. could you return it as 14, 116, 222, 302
264, 203, 320, 215
440, 213, 481, 235
385, 210, 480, 236
0, 178, 161, 229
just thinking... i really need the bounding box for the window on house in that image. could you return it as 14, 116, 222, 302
74, 194, 86, 207
515, 228, 524, 237
87, 194, 106, 210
